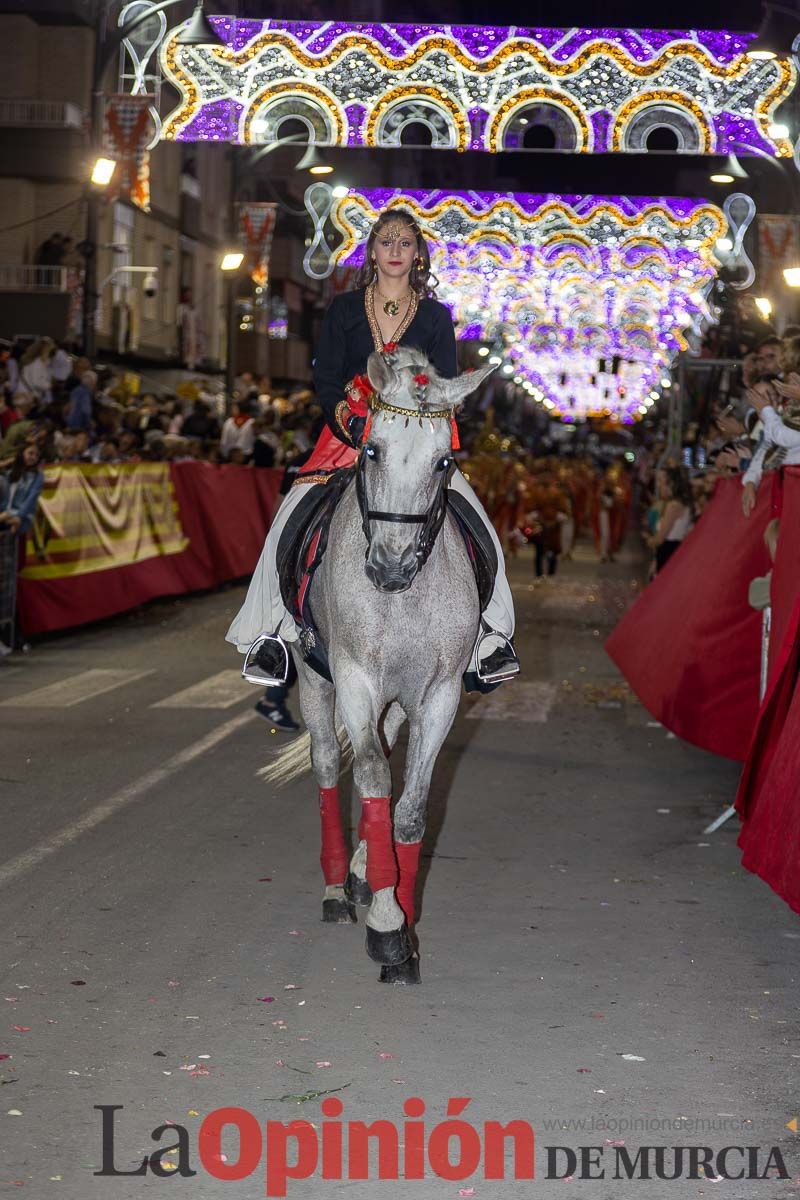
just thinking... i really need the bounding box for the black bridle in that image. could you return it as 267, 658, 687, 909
355, 444, 455, 567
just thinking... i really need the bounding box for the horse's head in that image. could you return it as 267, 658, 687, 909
358, 347, 494, 593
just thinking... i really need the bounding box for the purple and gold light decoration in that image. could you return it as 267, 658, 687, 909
160, 22, 794, 157
317, 188, 724, 421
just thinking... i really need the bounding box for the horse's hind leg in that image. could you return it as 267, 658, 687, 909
295, 658, 355, 925
336, 680, 411, 967
381, 682, 462, 986
346, 701, 406, 908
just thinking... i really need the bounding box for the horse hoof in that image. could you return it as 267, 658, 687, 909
344, 872, 373, 907
322, 898, 357, 924
379, 955, 421, 985
366, 924, 413, 966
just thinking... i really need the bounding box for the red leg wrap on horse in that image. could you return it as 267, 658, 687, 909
319, 786, 348, 885
357, 814, 367, 843
395, 840, 422, 926
360, 797, 397, 892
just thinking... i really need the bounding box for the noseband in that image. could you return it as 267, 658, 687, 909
355, 428, 456, 568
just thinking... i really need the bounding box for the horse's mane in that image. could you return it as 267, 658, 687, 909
383, 346, 447, 414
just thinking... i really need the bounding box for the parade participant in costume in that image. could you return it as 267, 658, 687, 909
226, 207, 519, 689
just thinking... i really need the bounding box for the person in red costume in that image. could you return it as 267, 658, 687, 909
226, 206, 519, 692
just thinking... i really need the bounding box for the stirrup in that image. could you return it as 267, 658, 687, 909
475, 628, 519, 685
241, 633, 290, 687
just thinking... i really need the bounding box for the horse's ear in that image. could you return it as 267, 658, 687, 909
436, 361, 497, 410
367, 351, 396, 396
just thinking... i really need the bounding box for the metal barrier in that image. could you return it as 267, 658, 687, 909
0, 529, 17, 653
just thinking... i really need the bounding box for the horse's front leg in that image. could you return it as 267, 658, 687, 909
382, 681, 463, 985
294, 656, 354, 925
336, 675, 412, 968
346, 700, 407, 908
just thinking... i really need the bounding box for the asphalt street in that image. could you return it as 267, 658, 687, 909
2, 541, 800, 1199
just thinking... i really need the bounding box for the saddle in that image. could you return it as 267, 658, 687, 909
276, 467, 498, 683
276, 467, 356, 683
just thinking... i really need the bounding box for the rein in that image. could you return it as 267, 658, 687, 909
354, 400, 456, 566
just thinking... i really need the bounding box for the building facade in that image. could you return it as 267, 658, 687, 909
0, 1, 323, 387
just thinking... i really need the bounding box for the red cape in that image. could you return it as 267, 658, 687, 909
605, 476, 772, 761
736, 467, 800, 914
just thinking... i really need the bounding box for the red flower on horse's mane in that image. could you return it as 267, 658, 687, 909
413, 373, 429, 386
383, 341, 398, 353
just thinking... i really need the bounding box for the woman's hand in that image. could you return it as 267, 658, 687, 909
746, 382, 777, 413
742, 482, 757, 518
715, 413, 744, 438
773, 373, 800, 405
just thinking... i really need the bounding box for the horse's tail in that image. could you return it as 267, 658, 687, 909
257, 721, 353, 787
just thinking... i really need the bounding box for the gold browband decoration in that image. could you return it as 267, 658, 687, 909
370, 396, 452, 421
368, 393, 462, 446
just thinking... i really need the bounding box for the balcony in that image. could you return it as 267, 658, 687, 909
0, 100, 85, 130
0, 265, 73, 341
0, 265, 68, 292
0, 99, 88, 183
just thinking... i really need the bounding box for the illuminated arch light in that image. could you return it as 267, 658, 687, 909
611, 92, 713, 152
368, 90, 467, 148
310, 186, 725, 419
244, 86, 343, 144
325, 189, 726, 275
487, 89, 592, 152
500, 101, 583, 151
159, 21, 796, 156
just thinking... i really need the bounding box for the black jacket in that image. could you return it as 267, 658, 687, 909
312, 288, 457, 443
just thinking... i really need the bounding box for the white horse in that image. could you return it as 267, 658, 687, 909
262, 348, 495, 983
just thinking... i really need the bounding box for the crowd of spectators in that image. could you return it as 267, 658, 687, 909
634, 292, 800, 576
0, 339, 327, 483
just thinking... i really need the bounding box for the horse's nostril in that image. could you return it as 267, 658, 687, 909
365, 556, 417, 593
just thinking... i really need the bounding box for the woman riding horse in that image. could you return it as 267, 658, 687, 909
226, 206, 519, 688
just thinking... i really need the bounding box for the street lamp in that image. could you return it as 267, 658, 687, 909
82, 1, 224, 359
294, 143, 334, 175
221, 251, 244, 400
175, 1, 224, 47
709, 153, 749, 185
90, 156, 117, 186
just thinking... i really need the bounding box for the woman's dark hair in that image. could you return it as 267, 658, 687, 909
354, 207, 438, 298
9, 441, 41, 482
664, 465, 693, 509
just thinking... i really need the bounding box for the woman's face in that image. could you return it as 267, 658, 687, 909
372, 222, 417, 283
22, 443, 40, 469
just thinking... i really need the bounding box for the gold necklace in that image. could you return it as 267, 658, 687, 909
376, 285, 411, 318
366, 284, 418, 352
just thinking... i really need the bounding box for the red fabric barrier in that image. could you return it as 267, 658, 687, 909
766, 467, 800, 679
736, 468, 800, 915
17, 463, 283, 635
605, 476, 773, 761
